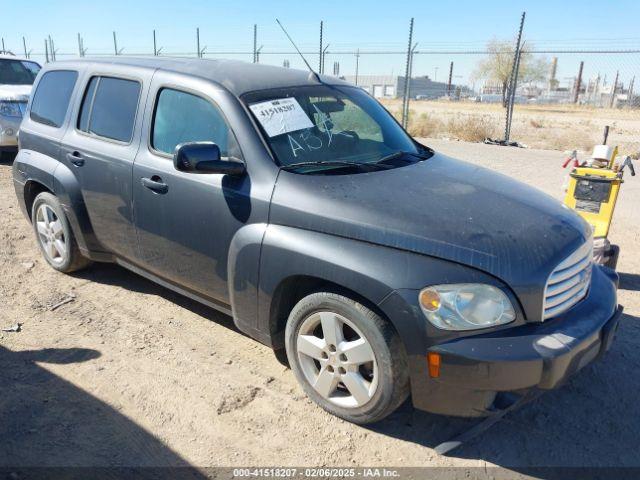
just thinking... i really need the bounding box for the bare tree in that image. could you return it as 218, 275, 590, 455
473, 39, 549, 106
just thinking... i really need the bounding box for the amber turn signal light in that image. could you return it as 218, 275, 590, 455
427, 352, 441, 378
419, 288, 441, 312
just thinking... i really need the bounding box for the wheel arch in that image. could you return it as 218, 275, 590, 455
23, 180, 54, 220
268, 274, 394, 352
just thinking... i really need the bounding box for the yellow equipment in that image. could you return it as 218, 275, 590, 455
564, 166, 622, 239
562, 129, 635, 269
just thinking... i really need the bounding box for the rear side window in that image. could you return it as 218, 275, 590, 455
30, 70, 78, 128
152, 88, 235, 156
78, 76, 141, 143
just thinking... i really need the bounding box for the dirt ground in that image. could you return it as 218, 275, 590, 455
1, 140, 639, 472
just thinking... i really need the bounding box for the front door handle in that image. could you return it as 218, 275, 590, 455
141, 176, 169, 194
66, 151, 84, 167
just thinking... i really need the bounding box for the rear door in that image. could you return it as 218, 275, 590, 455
60, 65, 152, 261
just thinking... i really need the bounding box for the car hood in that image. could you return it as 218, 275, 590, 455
269, 152, 592, 318
0, 84, 32, 101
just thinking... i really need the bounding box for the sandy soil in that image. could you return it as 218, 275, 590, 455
0, 141, 639, 471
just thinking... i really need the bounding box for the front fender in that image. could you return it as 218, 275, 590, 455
255, 224, 503, 350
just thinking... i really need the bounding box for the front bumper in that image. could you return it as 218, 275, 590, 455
381, 265, 621, 417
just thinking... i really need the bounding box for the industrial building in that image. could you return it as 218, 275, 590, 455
341, 74, 461, 100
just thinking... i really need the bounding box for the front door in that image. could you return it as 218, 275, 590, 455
132, 77, 250, 305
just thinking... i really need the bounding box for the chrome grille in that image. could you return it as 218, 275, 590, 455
543, 239, 593, 320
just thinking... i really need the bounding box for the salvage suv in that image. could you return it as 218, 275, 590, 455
0, 54, 40, 158
13, 57, 622, 424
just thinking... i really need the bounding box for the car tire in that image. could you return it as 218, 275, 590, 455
31, 192, 91, 273
285, 292, 409, 424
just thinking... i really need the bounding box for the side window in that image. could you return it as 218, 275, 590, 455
77, 76, 141, 143
152, 88, 238, 157
30, 70, 78, 128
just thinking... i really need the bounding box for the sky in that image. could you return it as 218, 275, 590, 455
3, 0, 640, 89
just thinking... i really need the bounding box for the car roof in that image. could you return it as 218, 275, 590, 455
0, 53, 40, 64
47, 56, 350, 97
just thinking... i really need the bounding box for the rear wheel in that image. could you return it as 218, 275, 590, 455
285, 292, 409, 424
31, 192, 91, 273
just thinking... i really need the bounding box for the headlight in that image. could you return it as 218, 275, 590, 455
419, 283, 516, 331
0, 101, 23, 118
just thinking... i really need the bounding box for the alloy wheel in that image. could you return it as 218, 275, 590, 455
35, 204, 67, 265
296, 311, 378, 408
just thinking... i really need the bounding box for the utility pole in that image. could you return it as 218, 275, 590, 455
573, 61, 584, 104
253, 24, 257, 63
610, 70, 619, 108
447, 61, 454, 97
504, 11, 526, 142
401, 17, 414, 129
355, 49, 360, 86
319, 21, 323, 72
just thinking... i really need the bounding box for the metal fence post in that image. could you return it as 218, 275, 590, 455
355, 49, 360, 85
253, 24, 257, 63
322, 44, 330, 74
573, 61, 584, 103
113, 31, 118, 55
447, 61, 454, 96
610, 70, 619, 108
23, 37, 28, 58
504, 11, 526, 142
153, 30, 157, 56
44, 39, 49, 63
401, 17, 414, 129
319, 21, 323, 72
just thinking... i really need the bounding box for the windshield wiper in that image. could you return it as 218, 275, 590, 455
375, 150, 432, 165
280, 160, 379, 172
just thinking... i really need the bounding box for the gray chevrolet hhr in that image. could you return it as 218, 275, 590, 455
13, 57, 621, 424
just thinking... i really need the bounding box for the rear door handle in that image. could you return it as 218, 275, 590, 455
66, 151, 84, 167
141, 176, 169, 194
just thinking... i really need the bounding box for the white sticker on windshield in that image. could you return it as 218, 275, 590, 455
249, 98, 314, 137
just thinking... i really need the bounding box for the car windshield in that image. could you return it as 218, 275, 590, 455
0, 59, 41, 85
243, 84, 431, 173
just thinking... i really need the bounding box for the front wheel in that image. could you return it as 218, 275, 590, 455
285, 292, 409, 424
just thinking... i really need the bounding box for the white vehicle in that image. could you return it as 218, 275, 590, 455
0, 54, 41, 158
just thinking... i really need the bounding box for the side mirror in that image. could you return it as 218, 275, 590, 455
173, 141, 245, 176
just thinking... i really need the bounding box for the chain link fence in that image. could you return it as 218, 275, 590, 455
5, 29, 639, 155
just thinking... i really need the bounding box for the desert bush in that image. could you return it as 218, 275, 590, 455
445, 115, 497, 142
408, 113, 444, 138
